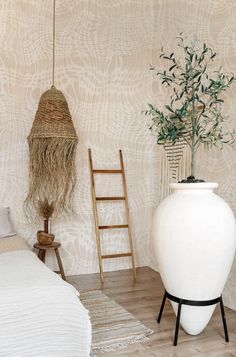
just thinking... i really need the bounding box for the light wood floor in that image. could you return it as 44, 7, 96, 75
68, 267, 236, 357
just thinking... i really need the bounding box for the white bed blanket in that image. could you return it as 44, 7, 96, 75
0, 250, 91, 357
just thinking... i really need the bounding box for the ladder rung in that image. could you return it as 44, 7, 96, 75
93, 169, 122, 174
99, 224, 128, 230
96, 196, 125, 201
101, 253, 132, 259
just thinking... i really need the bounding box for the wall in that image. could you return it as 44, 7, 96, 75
0, 0, 236, 277
0, 0, 159, 275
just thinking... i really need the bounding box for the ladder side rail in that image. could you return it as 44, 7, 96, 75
119, 150, 136, 280
88, 149, 104, 283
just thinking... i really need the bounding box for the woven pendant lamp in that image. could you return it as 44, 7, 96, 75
25, 0, 78, 220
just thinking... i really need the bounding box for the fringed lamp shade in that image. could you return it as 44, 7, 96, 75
25, 86, 78, 220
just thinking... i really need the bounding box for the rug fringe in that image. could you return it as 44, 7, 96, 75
93, 331, 154, 353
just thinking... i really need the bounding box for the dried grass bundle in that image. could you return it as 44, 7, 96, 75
38, 199, 54, 219
25, 86, 78, 221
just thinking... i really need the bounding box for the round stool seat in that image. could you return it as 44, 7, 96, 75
34, 242, 61, 250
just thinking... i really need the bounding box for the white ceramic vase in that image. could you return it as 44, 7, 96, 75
153, 182, 236, 335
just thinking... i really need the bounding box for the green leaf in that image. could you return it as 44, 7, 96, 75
169, 64, 177, 71
193, 71, 200, 79
165, 105, 174, 113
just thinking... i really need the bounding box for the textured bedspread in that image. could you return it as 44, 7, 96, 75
0, 250, 91, 357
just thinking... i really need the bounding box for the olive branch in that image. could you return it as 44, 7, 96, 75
145, 34, 235, 178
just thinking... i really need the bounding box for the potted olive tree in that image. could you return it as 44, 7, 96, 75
147, 35, 236, 337
145, 34, 234, 181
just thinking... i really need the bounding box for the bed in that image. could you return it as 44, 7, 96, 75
0, 235, 92, 357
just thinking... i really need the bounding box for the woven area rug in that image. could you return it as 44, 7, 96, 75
80, 290, 153, 354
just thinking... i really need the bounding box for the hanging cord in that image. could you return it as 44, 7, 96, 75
52, 0, 56, 88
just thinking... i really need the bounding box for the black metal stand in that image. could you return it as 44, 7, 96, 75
157, 290, 229, 346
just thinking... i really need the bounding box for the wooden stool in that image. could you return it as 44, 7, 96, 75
34, 242, 66, 281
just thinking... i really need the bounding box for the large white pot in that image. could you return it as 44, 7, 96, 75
153, 182, 236, 335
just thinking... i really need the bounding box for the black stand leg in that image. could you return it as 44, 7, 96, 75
157, 291, 167, 323
174, 301, 182, 346
156, 291, 229, 346
220, 297, 229, 342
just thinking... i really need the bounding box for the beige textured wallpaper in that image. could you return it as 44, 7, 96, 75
0, 0, 235, 275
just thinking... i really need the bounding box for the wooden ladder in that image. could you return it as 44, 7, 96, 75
88, 148, 136, 283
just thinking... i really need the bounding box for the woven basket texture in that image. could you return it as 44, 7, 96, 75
28, 86, 78, 140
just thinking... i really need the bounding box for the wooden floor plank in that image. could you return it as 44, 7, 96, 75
67, 267, 236, 357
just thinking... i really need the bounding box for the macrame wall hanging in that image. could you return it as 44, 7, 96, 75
160, 140, 191, 199
25, 0, 78, 222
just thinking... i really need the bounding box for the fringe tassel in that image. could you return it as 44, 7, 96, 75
93, 331, 153, 354
25, 137, 77, 221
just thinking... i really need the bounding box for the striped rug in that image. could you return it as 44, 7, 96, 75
80, 290, 153, 354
